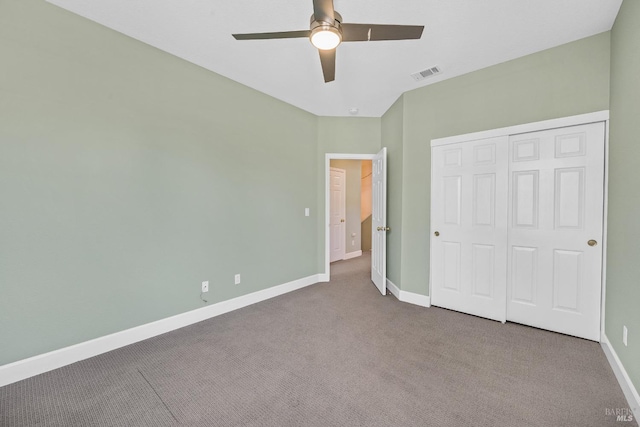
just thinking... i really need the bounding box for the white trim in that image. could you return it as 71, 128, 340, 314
344, 250, 363, 260
400, 290, 431, 308
431, 111, 610, 147
324, 153, 377, 279
386, 278, 401, 299
387, 279, 431, 308
326, 153, 377, 160
601, 334, 640, 419
601, 119, 610, 337
0, 274, 321, 387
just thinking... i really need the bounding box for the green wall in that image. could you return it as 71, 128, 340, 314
0, 1, 318, 365
316, 117, 381, 273
329, 160, 362, 254
607, 0, 640, 396
397, 32, 611, 295
381, 97, 404, 286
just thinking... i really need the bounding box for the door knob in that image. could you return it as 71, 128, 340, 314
385, 226, 391, 231
340, 219, 345, 223
377, 226, 382, 231
434, 231, 440, 237
588, 239, 597, 247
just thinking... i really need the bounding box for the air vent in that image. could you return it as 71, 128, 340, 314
411, 66, 441, 82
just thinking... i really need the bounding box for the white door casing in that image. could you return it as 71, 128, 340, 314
371, 147, 387, 295
431, 136, 509, 322
507, 123, 605, 341
330, 167, 346, 263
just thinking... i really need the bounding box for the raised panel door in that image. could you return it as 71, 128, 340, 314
371, 148, 387, 295
431, 136, 508, 322
507, 122, 605, 341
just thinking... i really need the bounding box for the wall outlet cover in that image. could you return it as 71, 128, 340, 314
201, 281, 209, 292
234, 274, 241, 285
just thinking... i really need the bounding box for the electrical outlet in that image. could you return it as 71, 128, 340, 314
201, 281, 209, 293
234, 274, 241, 285
305, 208, 310, 217
623, 325, 628, 346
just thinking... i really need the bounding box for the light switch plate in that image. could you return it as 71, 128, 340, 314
305, 208, 310, 217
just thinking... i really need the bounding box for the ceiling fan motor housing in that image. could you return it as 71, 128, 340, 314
310, 11, 342, 27
310, 12, 343, 50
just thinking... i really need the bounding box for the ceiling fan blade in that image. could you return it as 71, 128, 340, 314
313, 0, 335, 24
233, 30, 311, 40
341, 24, 424, 42
318, 48, 336, 83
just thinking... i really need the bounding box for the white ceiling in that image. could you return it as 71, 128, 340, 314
46, 0, 622, 117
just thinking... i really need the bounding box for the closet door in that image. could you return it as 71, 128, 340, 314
507, 123, 605, 341
431, 136, 508, 322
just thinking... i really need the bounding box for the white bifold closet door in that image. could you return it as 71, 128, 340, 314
431, 136, 509, 322
431, 122, 605, 341
508, 123, 605, 341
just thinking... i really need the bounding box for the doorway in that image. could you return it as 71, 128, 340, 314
329, 161, 372, 263
324, 150, 388, 295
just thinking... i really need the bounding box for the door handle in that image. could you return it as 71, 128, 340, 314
340, 219, 345, 223
377, 226, 391, 231
434, 231, 440, 237
377, 226, 382, 231
588, 239, 597, 247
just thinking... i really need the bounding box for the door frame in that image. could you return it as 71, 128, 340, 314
429, 110, 610, 338
323, 153, 377, 281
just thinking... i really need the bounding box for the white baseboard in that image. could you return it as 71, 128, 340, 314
318, 273, 330, 282
0, 273, 321, 388
401, 290, 431, 307
344, 250, 362, 260
386, 278, 401, 299
386, 279, 431, 308
601, 334, 640, 420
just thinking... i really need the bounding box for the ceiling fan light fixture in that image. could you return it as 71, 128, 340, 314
232, 3, 424, 83
310, 25, 341, 50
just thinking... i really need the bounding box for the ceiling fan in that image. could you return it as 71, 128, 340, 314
232, 0, 424, 83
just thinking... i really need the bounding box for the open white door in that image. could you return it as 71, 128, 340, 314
371, 147, 387, 295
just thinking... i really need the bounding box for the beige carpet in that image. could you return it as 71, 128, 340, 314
1, 253, 634, 426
